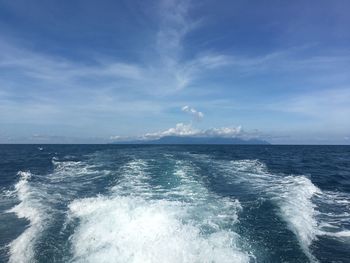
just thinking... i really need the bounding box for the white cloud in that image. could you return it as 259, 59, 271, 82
112, 123, 244, 141
0, 0, 232, 100
181, 105, 204, 120
153, 0, 232, 91
5, 1, 333, 105
144, 123, 198, 139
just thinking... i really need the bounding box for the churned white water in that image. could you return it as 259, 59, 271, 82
222, 160, 319, 260
68, 158, 251, 263
3, 149, 350, 263
6, 158, 104, 263
316, 191, 350, 241
7, 171, 47, 263
217, 159, 350, 262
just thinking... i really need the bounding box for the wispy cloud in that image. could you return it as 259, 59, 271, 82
1, 0, 349, 143
151, 0, 232, 91
0, 0, 237, 143
0, 0, 232, 98
265, 87, 350, 135
156, 0, 193, 66
271, 88, 350, 121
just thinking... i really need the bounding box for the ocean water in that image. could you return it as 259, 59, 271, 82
0, 145, 349, 263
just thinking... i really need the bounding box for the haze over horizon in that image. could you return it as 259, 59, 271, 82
0, 0, 349, 144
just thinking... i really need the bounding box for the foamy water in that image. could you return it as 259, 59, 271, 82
2, 145, 350, 262
7, 171, 48, 263
214, 159, 350, 262
68, 159, 251, 263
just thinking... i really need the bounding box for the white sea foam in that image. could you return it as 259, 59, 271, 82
51, 158, 100, 181
7, 171, 47, 263
218, 160, 320, 261
68, 159, 251, 263
49, 157, 109, 204
6, 157, 103, 262
69, 196, 248, 263
316, 191, 350, 241
323, 230, 350, 238
269, 175, 321, 260
111, 159, 150, 196
220, 159, 350, 261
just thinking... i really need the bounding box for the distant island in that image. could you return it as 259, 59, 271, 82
112, 136, 269, 145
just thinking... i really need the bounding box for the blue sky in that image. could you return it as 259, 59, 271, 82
0, 0, 349, 144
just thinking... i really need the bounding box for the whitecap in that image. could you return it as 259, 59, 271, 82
217, 159, 350, 262
6, 171, 48, 263
214, 159, 321, 261
68, 196, 248, 263
68, 159, 251, 263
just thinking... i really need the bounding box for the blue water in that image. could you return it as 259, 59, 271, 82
0, 145, 349, 262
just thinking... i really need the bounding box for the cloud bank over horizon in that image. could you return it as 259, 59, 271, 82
110, 106, 245, 142
111, 122, 245, 141
108, 102, 262, 143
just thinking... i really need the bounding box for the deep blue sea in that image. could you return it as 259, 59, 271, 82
0, 145, 349, 263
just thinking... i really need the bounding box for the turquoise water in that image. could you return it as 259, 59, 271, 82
1, 145, 349, 262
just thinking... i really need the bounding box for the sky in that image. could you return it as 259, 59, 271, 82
0, 0, 349, 144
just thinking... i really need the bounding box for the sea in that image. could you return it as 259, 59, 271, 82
0, 145, 349, 263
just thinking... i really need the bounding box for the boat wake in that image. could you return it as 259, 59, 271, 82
68, 158, 253, 263
216, 159, 350, 262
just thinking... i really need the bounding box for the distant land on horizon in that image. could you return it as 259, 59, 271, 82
112, 136, 270, 145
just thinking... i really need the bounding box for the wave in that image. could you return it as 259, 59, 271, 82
220, 159, 350, 262
316, 191, 350, 241
226, 160, 319, 261
5, 157, 106, 262
110, 159, 150, 197
68, 158, 252, 263
68, 196, 248, 263
6, 171, 48, 263
9, 152, 347, 262
51, 157, 101, 181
